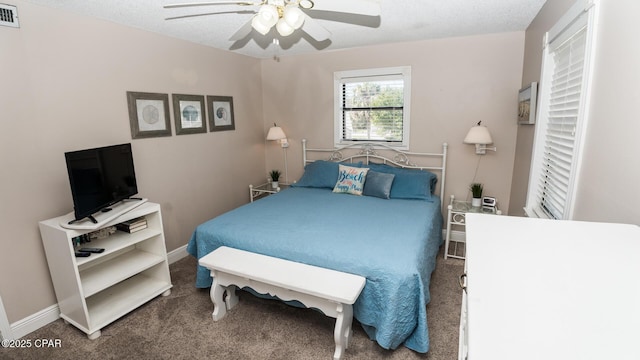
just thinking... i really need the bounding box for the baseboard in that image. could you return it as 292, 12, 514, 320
167, 244, 189, 264
0, 295, 13, 340
9, 304, 60, 340
8, 244, 190, 340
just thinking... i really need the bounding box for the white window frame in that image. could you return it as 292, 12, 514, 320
334, 66, 411, 149
525, 0, 599, 219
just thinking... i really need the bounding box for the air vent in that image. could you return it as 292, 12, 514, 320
0, 4, 19, 28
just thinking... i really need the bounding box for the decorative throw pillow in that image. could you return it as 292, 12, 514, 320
363, 171, 395, 199
291, 160, 363, 189
332, 165, 369, 195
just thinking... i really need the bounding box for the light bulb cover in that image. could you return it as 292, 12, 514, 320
252, 15, 272, 35
276, 18, 295, 36
258, 4, 278, 27
283, 6, 304, 29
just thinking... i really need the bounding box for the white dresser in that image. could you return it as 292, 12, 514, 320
461, 214, 640, 360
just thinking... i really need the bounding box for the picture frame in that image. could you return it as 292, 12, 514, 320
518, 82, 538, 125
172, 94, 206, 135
127, 91, 172, 138
207, 95, 235, 132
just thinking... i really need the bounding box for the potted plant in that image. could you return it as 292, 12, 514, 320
469, 183, 483, 207
269, 170, 281, 188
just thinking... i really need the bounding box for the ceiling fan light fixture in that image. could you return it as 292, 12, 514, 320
252, 15, 272, 35
276, 18, 295, 36
257, 4, 279, 27
283, 5, 304, 29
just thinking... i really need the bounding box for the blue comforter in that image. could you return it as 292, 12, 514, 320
187, 187, 443, 353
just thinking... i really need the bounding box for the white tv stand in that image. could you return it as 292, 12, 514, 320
39, 201, 172, 339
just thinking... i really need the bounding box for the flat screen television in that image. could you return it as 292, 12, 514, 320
65, 143, 139, 224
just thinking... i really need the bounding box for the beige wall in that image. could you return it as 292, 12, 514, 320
573, 0, 640, 223
509, 0, 640, 225
261, 32, 525, 211
0, 1, 265, 322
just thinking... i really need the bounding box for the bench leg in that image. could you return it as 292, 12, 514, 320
225, 285, 239, 310
210, 274, 227, 321
333, 303, 353, 360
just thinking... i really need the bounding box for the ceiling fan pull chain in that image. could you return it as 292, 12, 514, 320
272, 38, 281, 62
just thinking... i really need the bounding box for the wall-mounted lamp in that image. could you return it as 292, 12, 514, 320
464, 121, 497, 155
266, 123, 289, 184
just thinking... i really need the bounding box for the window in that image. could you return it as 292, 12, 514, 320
334, 66, 411, 149
525, 0, 599, 220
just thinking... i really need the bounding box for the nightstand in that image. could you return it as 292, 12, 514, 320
249, 181, 289, 202
445, 195, 501, 260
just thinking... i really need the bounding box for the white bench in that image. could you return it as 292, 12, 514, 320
198, 246, 366, 360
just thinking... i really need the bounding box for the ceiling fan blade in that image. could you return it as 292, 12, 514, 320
308, 0, 380, 16
301, 15, 331, 42
165, 10, 254, 20
229, 19, 254, 41
164, 1, 257, 9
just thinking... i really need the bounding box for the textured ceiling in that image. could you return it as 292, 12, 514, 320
22, 0, 547, 59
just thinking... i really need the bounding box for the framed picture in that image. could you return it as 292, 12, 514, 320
127, 91, 172, 138
172, 94, 206, 135
518, 82, 538, 125
207, 95, 235, 132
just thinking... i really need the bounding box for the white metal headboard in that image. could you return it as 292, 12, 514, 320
301, 139, 448, 209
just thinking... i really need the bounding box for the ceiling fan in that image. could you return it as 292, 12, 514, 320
164, 0, 381, 43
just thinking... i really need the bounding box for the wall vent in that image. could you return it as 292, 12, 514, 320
0, 3, 19, 28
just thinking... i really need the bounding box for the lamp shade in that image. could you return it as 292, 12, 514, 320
464, 125, 493, 145
266, 126, 287, 140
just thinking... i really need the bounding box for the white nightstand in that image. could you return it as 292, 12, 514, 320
249, 182, 290, 202
445, 195, 501, 260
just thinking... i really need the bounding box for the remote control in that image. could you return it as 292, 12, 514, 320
75, 251, 91, 257
78, 248, 105, 253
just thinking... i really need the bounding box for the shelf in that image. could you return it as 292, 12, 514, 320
75, 228, 162, 267
86, 272, 172, 331
80, 249, 166, 297
40, 201, 172, 339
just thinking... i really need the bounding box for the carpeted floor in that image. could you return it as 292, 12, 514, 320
2, 249, 464, 360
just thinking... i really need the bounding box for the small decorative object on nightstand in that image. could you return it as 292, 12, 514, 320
269, 169, 281, 188
445, 194, 501, 260
469, 183, 483, 208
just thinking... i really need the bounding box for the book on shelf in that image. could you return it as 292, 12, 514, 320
117, 224, 147, 233
116, 216, 147, 233
119, 216, 147, 227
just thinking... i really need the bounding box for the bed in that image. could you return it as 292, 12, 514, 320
187, 140, 448, 353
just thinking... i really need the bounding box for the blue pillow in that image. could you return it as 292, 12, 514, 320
363, 171, 395, 199
366, 163, 437, 200
292, 160, 362, 189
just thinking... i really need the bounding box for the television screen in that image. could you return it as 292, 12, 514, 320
65, 143, 138, 222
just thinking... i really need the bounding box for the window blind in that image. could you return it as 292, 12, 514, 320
535, 27, 587, 219
340, 78, 404, 143
526, 0, 598, 220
